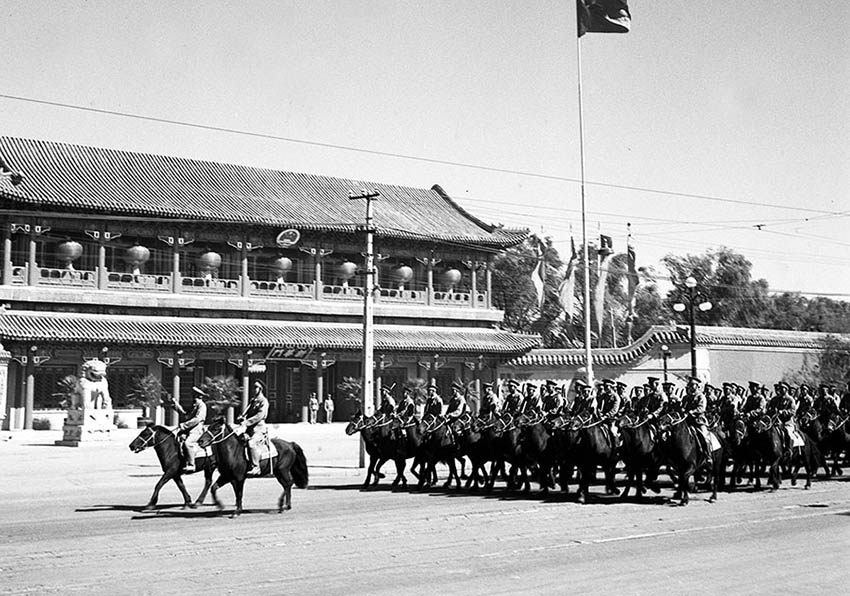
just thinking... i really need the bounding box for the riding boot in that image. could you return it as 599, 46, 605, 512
182, 442, 195, 472
247, 444, 261, 476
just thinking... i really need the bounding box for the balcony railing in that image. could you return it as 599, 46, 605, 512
2, 264, 492, 309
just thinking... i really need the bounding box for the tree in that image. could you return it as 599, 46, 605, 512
785, 336, 850, 389
197, 375, 241, 414
127, 374, 171, 417
662, 247, 771, 328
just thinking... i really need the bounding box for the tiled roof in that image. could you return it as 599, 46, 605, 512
0, 137, 527, 248
505, 325, 846, 368
0, 310, 539, 354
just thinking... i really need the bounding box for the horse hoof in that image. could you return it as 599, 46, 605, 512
188, 502, 199, 509
708, 496, 717, 503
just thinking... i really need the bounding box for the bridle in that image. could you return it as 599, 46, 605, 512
132, 426, 173, 452
199, 424, 236, 447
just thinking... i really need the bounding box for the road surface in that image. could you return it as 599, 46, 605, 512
1, 427, 848, 595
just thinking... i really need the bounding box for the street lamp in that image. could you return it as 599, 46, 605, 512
672, 275, 712, 377
660, 344, 671, 384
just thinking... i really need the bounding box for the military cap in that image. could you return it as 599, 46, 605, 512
427, 379, 439, 390
775, 381, 790, 390
601, 379, 616, 386
573, 379, 590, 390
545, 379, 559, 387
451, 380, 464, 391
191, 386, 208, 398
722, 382, 733, 388
647, 376, 660, 383
748, 381, 761, 390
687, 376, 702, 384
482, 382, 494, 390
506, 378, 520, 387
616, 381, 627, 389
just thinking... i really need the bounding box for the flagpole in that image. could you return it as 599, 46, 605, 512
576, 35, 594, 385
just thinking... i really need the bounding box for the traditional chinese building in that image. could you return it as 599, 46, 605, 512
0, 137, 538, 430
500, 324, 840, 390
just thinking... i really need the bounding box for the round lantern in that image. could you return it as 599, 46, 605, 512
56, 240, 83, 270
198, 250, 222, 276
442, 268, 461, 290
339, 261, 358, 280
123, 244, 151, 275
391, 265, 414, 287
272, 256, 293, 282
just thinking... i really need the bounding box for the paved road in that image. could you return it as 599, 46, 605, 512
1, 428, 848, 595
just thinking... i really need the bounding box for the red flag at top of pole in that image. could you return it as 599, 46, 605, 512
577, 0, 631, 37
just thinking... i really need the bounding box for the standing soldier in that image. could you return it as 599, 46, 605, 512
170, 386, 208, 473
308, 392, 319, 424
323, 395, 335, 424
237, 379, 270, 476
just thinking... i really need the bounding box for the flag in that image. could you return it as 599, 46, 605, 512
594, 251, 615, 341
598, 234, 613, 256
626, 240, 639, 317
531, 245, 546, 310
558, 236, 578, 320
578, 1, 631, 37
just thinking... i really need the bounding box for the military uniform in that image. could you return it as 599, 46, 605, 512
238, 384, 270, 473
541, 381, 564, 416
502, 381, 523, 417
682, 377, 712, 466
768, 382, 800, 454
570, 379, 595, 418
424, 384, 444, 418
479, 383, 501, 419
742, 382, 767, 422
396, 390, 416, 422
445, 382, 469, 419
174, 387, 208, 472
520, 383, 543, 416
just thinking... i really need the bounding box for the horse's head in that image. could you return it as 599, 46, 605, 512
129, 423, 156, 453
344, 413, 365, 436
198, 417, 228, 448
731, 416, 748, 445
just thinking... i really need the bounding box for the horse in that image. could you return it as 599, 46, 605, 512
517, 412, 557, 494
618, 414, 662, 501
657, 410, 722, 504
197, 418, 308, 516
345, 413, 392, 488
449, 414, 491, 491
572, 415, 620, 504
129, 424, 215, 511
415, 415, 462, 490
747, 415, 785, 491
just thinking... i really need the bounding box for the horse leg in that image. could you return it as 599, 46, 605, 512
275, 467, 294, 512
144, 472, 174, 511
193, 467, 214, 508
173, 475, 194, 509
605, 463, 620, 496
210, 476, 227, 512
231, 479, 245, 518
679, 472, 690, 505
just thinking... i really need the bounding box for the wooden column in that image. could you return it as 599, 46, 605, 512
300, 247, 333, 301
464, 260, 480, 309
157, 352, 194, 426
228, 239, 263, 298
2, 225, 12, 285
85, 230, 122, 290
159, 235, 193, 294
485, 256, 493, 308
416, 256, 441, 307
13, 348, 50, 430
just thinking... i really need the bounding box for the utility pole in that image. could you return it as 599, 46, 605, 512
350, 188, 380, 417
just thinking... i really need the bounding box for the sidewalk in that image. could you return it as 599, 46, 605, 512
0, 422, 364, 477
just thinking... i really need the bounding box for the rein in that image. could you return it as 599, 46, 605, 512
135, 427, 174, 451
201, 424, 237, 446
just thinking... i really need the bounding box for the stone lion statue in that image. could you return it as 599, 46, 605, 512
74, 359, 112, 410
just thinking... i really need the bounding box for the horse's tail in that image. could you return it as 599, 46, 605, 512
291, 442, 309, 488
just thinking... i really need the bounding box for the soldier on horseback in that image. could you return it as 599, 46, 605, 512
634, 376, 666, 423
682, 376, 713, 469
445, 381, 469, 420
569, 379, 594, 419
236, 379, 270, 476
595, 379, 622, 444
479, 382, 501, 420
795, 384, 816, 424
742, 381, 767, 424
169, 386, 208, 472
520, 382, 543, 416
502, 379, 523, 417
396, 386, 417, 423
424, 380, 444, 419
767, 381, 801, 459
541, 380, 564, 417
378, 385, 397, 419
615, 381, 630, 413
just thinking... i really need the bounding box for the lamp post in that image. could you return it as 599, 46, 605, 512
660, 344, 671, 384
672, 276, 712, 377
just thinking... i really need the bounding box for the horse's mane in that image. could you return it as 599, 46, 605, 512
152, 424, 175, 435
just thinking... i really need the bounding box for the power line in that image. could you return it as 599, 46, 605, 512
1, 92, 845, 217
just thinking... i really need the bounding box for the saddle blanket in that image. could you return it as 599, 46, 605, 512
789, 428, 805, 448
708, 431, 721, 452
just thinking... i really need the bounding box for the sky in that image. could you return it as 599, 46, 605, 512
1, 1, 848, 297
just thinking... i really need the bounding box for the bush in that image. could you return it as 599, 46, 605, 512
32, 418, 51, 430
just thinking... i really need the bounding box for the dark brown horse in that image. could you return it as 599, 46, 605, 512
572, 415, 619, 504
129, 424, 215, 511
658, 410, 722, 504
197, 418, 308, 516
618, 414, 662, 501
